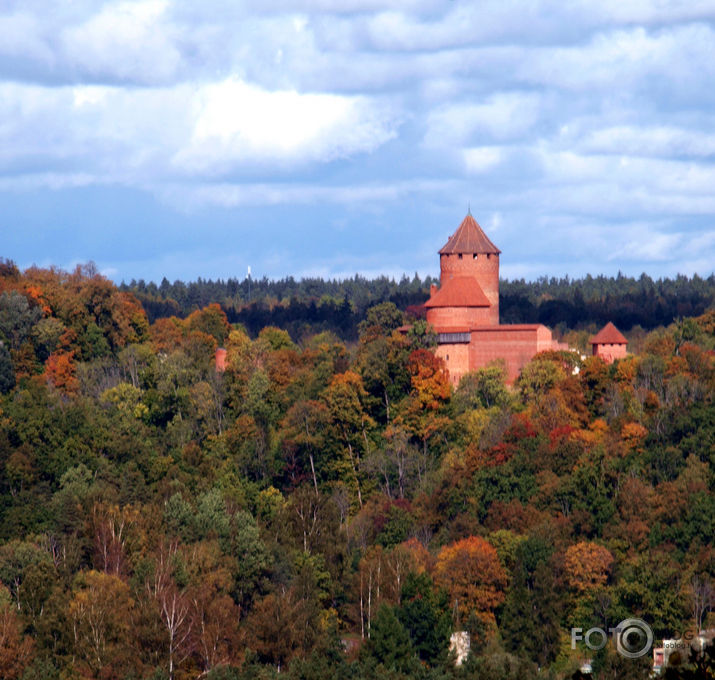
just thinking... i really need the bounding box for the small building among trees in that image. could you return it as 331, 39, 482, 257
589, 321, 628, 363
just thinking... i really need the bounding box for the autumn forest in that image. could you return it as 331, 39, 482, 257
0, 259, 713, 680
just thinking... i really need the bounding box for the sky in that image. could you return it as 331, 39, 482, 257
1, 0, 715, 285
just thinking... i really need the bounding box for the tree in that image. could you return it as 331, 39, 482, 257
688, 574, 714, 632
406, 319, 437, 349
186, 303, 231, 345
356, 330, 410, 423
358, 302, 404, 338
323, 371, 375, 508
397, 349, 451, 484
500, 538, 561, 666
364, 604, 415, 673
516, 355, 566, 404
0, 341, 14, 393
248, 586, 320, 671
368, 423, 417, 500
0, 291, 42, 350
191, 592, 240, 674
45, 350, 79, 395
280, 399, 331, 494
68, 570, 136, 677
564, 542, 614, 592
357, 545, 385, 639
89, 502, 142, 576
145, 541, 194, 680
434, 536, 507, 629
0, 587, 34, 680
455, 362, 510, 411
0, 540, 54, 613
226, 510, 270, 616
396, 572, 451, 666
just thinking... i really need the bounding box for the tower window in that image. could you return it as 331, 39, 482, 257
487, 253, 491, 259
473, 253, 478, 259
458, 253, 463, 259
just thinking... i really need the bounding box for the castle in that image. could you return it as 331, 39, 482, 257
215, 212, 627, 380
421, 213, 569, 385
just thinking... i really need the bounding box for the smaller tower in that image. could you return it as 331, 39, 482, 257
589, 322, 627, 363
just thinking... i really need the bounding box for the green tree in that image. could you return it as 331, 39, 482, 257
500, 538, 561, 666
0, 340, 14, 393
358, 302, 404, 338
364, 604, 415, 674
406, 320, 437, 350
0, 291, 42, 350
455, 362, 510, 411
396, 572, 451, 666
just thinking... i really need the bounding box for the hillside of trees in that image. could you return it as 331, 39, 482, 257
121, 272, 715, 342
0, 258, 713, 680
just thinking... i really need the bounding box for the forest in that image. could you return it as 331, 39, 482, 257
0, 258, 713, 680
120, 271, 715, 342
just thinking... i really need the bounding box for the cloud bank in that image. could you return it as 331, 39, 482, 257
1, 0, 714, 281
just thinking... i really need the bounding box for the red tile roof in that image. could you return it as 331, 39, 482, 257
439, 213, 501, 255
469, 324, 544, 331
589, 322, 627, 345
434, 326, 471, 333
424, 276, 491, 308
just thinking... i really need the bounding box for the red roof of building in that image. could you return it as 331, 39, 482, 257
589, 322, 627, 345
439, 213, 501, 255
424, 276, 491, 308
434, 326, 471, 333
469, 324, 545, 331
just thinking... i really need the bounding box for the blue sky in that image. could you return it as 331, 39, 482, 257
1, 0, 714, 284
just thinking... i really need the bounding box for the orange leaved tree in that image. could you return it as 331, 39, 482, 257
434, 535, 507, 628
563, 541, 614, 592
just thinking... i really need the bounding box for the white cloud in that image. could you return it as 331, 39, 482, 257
578, 125, 715, 158
0, 78, 399, 185
463, 147, 504, 173
537, 149, 715, 200
0, 12, 52, 63
175, 78, 399, 171
159, 179, 454, 210
610, 230, 682, 262
60, 0, 181, 83
425, 92, 542, 146
519, 24, 715, 93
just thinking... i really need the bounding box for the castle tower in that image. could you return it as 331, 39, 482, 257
414, 212, 565, 386
425, 213, 501, 327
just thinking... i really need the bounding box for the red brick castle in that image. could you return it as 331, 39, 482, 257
423, 213, 569, 384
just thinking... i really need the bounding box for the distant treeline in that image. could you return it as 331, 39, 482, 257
121, 272, 715, 340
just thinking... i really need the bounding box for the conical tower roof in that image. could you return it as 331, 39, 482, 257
589, 322, 627, 345
439, 213, 501, 255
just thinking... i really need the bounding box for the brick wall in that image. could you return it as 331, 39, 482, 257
427, 305, 494, 329
440, 252, 499, 322
435, 342, 470, 385
593, 343, 627, 363
468, 325, 552, 383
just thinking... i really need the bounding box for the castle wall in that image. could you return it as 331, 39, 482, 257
467, 325, 553, 383
426, 305, 493, 329
593, 343, 627, 363
440, 252, 499, 322
435, 342, 470, 386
